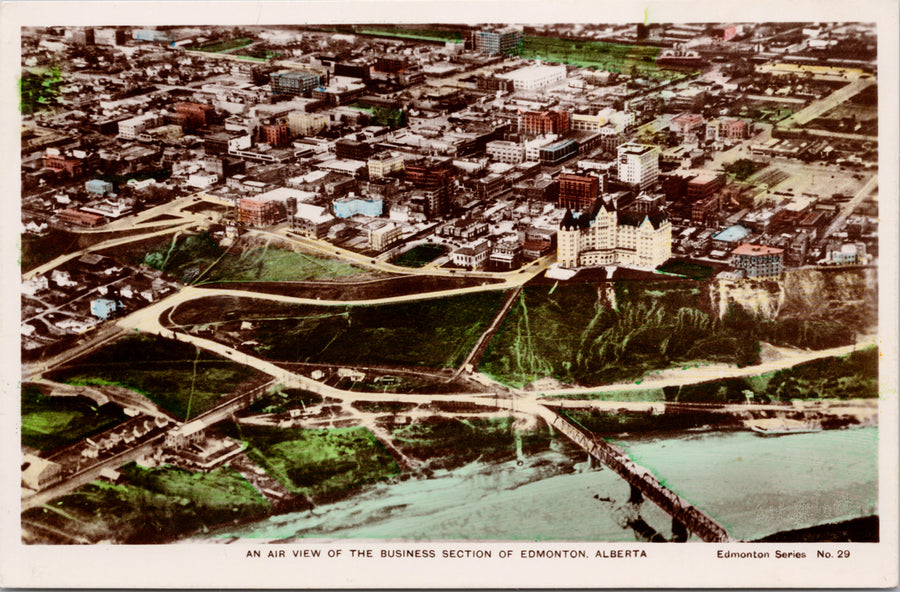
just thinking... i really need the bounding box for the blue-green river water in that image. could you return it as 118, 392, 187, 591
211, 427, 877, 542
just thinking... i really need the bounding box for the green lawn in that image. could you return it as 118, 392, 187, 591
357, 27, 463, 43
224, 425, 400, 496
240, 291, 506, 368
190, 38, 253, 53
138, 233, 367, 285
521, 36, 684, 78
22, 463, 268, 543
391, 244, 447, 268
48, 334, 260, 420
199, 246, 366, 284
21, 384, 128, 451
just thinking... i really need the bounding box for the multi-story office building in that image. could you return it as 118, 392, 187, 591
520, 110, 569, 136
287, 112, 329, 137
557, 173, 600, 211
237, 198, 286, 227
368, 222, 402, 250
486, 140, 525, 164
117, 114, 160, 140
367, 152, 404, 178
558, 203, 671, 269
473, 27, 523, 56
539, 139, 579, 165
617, 143, 659, 191
175, 102, 215, 130
262, 123, 291, 147
731, 243, 784, 278
270, 70, 321, 96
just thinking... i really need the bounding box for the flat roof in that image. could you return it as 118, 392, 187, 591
733, 243, 784, 256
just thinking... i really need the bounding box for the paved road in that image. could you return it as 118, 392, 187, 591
778, 78, 875, 128
822, 173, 878, 240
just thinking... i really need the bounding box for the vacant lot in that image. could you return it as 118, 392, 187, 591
391, 244, 447, 268
48, 334, 261, 420
21, 384, 127, 451
22, 463, 268, 543
222, 425, 400, 497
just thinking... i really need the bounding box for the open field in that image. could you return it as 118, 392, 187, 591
520, 36, 685, 78
198, 246, 367, 284
21, 384, 128, 451
22, 463, 268, 543
47, 334, 261, 420
189, 38, 253, 52
222, 425, 400, 497
135, 233, 368, 285
356, 27, 463, 43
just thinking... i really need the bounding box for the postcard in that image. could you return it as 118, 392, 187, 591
1, 0, 897, 588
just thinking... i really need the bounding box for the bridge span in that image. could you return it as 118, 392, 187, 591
537, 405, 734, 542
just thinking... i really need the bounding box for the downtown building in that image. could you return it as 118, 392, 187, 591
270, 70, 322, 96
557, 201, 671, 269
473, 26, 523, 56
731, 243, 784, 278
557, 173, 600, 210
617, 143, 659, 191
520, 109, 569, 136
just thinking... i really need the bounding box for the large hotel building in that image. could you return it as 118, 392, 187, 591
558, 201, 672, 269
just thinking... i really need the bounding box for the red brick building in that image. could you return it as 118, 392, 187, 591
686, 173, 724, 202
59, 208, 104, 227
405, 158, 454, 188
237, 198, 286, 226
691, 194, 721, 226
521, 110, 569, 136
44, 152, 83, 177
557, 173, 599, 210
374, 57, 406, 74
262, 123, 291, 148
175, 102, 215, 130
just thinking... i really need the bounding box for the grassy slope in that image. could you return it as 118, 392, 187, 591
48, 334, 260, 420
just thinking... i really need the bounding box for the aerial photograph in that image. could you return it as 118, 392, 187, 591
18, 20, 880, 546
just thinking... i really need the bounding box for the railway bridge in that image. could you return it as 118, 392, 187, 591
537, 406, 734, 542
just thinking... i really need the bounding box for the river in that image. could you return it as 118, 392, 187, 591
206, 426, 878, 543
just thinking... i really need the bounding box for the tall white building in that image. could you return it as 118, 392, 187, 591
617, 143, 659, 191
117, 114, 160, 140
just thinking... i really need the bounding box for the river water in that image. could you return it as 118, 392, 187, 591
209, 427, 877, 543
